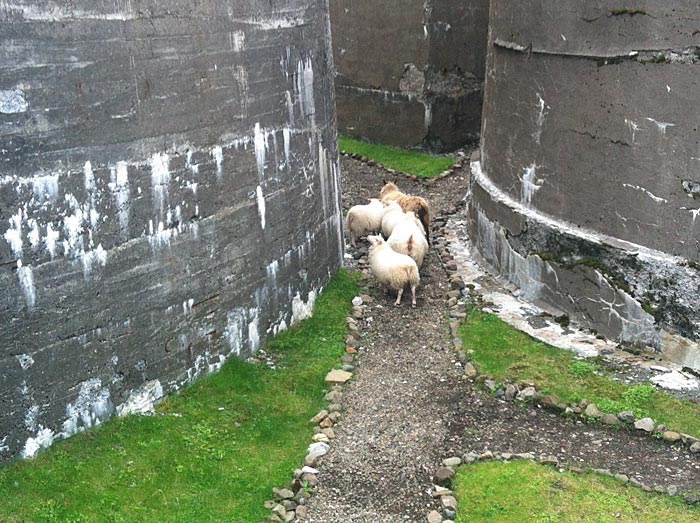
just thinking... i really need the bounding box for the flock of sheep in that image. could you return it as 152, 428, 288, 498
345, 181, 431, 307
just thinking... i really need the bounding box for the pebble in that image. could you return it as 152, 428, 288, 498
600, 413, 620, 426
310, 410, 328, 424
434, 467, 455, 486
662, 431, 681, 443
691, 441, 700, 454
427, 510, 442, 523
584, 403, 601, 418
440, 495, 457, 509
325, 369, 353, 384
431, 485, 452, 497
517, 387, 537, 401
322, 427, 336, 439
442, 457, 462, 468
617, 410, 635, 423
464, 362, 477, 378
295, 506, 308, 519
324, 390, 342, 402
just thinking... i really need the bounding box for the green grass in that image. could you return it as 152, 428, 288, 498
0, 270, 359, 523
338, 135, 455, 178
458, 309, 700, 437
454, 460, 699, 523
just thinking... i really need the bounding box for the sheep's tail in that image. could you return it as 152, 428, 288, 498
403, 264, 419, 286
406, 234, 414, 255
416, 205, 430, 245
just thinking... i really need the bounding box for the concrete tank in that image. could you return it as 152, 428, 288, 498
0, 0, 342, 461
329, 0, 489, 152
469, 1, 700, 367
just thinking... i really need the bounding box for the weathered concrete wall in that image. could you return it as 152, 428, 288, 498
469, 1, 700, 367
330, 0, 489, 152
0, 0, 343, 461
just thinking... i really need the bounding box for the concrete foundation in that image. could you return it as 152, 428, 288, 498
0, 0, 342, 461
469, 1, 700, 366
330, 0, 489, 152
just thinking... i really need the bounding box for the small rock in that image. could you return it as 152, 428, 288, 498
514, 452, 535, 460
684, 494, 700, 505
539, 455, 558, 466
325, 369, 352, 384
340, 354, 354, 363
282, 500, 297, 511
307, 442, 330, 455
276, 488, 294, 500
442, 457, 462, 468
312, 433, 329, 443
273, 504, 287, 519
668, 485, 679, 496
662, 431, 681, 443
600, 414, 620, 426
504, 384, 517, 401
443, 509, 456, 520
434, 467, 455, 487
617, 410, 635, 423
265, 500, 277, 509
431, 485, 452, 497
427, 510, 442, 523
328, 412, 341, 422
322, 427, 336, 439
483, 379, 497, 392
634, 417, 655, 432
690, 441, 700, 453
295, 505, 308, 519
440, 495, 457, 509
517, 387, 537, 401
319, 418, 334, 429
584, 403, 601, 418
341, 364, 355, 372
614, 473, 629, 483
303, 452, 324, 467
300, 472, 318, 487
284, 510, 295, 522
478, 451, 494, 460
351, 296, 363, 307
310, 410, 328, 424
327, 403, 342, 412
324, 390, 342, 402
449, 310, 466, 319
464, 362, 477, 378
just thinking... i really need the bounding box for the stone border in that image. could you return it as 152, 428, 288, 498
338, 150, 471, 185
426, 449, 700, 523
260, 294, 370, 523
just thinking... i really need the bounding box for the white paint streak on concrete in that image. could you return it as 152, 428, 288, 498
256, 185, 266, 229
0, 436, 8, 453
0, 87, 29, 113
231, 30, 246, 52
109, 161, 130, 235
521, 164, 542, 206
32, 174, 59, 202
211, 146, 223, 179
27, 218, 40, 249
24, 405, 39, 431
116, 380, 164, 416
17, 259, 35, 308
285, 90, 295, 125
533, 93, 550, 144
292, 290, 317, 324
625, 119, 641, 142
224, 309, 247, 356
148, 220, 174, 249
22, 426, 55, 458
283, 127, 291, 167
622, 183, 668, 203
4, 208, 25, 258
3, 4, 137, 21
15, 353, 34, 370
228, 15, 305, 30
81, 244, 107, 277
646, 117, 675, 135
424, 103, 432, 131
61, 378, 114, 436
296, 58, 315, 118
254, 123, 268, 179
45, 223, 59, 258
248, 315, 260, 352
150, 152, 170, 212
84, 160, 95, 192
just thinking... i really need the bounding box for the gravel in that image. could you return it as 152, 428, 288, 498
301, 155, 700, 523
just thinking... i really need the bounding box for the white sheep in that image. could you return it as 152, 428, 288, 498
387, 213, 429, 268
367, 235, 420, 306
380, 200, 407, 238
345, 198, 384, 247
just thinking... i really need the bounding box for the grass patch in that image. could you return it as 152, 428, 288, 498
458, 309, 700, 437
0, 270, 359, 523
338, 135, 454, 178
454, 460, 699, 523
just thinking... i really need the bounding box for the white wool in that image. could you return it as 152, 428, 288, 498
380, 200, 406, 238
345, 199, 384, 246
387, 216, 429, 268
367, 235, 420, 306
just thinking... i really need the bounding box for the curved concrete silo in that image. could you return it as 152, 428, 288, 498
0, 0, 342, 460
469, 1, 700, 367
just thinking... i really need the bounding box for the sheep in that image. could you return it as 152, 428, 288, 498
379, 181, 431, 244
387, 213, 429, 268
380, 200, 408, 238
367, 235, 420, 306
344, 198, 384, 247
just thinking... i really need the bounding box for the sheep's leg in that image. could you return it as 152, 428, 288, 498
395, 288, 403, 306
411, 284, 417, 307
350, 234, 356, 248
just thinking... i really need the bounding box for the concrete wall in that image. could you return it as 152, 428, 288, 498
469, 0, 700, 367
330, 0, 489, 152
0, 0, 343, 461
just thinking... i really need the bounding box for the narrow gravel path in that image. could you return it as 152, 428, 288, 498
302, 156, 700, 523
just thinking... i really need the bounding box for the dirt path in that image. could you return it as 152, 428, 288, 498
302, 156, 700, 523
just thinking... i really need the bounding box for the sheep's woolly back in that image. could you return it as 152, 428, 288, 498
387, 220, 428, 267
379, 182, 431, 243
380, 201, 406, 238
345, 199, 384, 244
368, 240, 420, 291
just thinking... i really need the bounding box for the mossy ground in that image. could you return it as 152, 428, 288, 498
338, 135, 454, 178
458, 309, 700, 437
0, 270, 358, 523
454, 460, 700, 523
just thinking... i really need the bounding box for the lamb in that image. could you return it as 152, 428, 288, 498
379, 181, 431, 244
387, 213, 429, 268
344, 198, 384, 247
367, 235, 420, 307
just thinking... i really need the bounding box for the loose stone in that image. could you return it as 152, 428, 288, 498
478, 450, 494, 460
440, 495, 457, 509
295, 506, 308, 519
327, 403, 342, 412
464, 362, 477, 378
312, 433, 330, 443
322, 428, 336, 439
584, 403, 601, 418
427, 510, 442, 523
325, 369, 353, 384
276, 488, 294, 500
324, 390, 342, 402
600, 414, 620, 426
442, 457, 462, 468
310, 410, 328, 424
284, 510, 295, 522
539, 455, 558, 466
319, 417, 334, 428
690, 441, 700, 454
662, 431, 681, 442
634, 417, 655, 432
517, 387, 537, 401
617, 411, 635, 423
431, 485, 452, 497
434, 467, 455, 486
282, 500, 297, 510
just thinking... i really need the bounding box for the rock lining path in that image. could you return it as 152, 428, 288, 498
301, 156, 700, 523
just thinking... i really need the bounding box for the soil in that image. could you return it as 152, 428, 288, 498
302, 156, 700, 523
